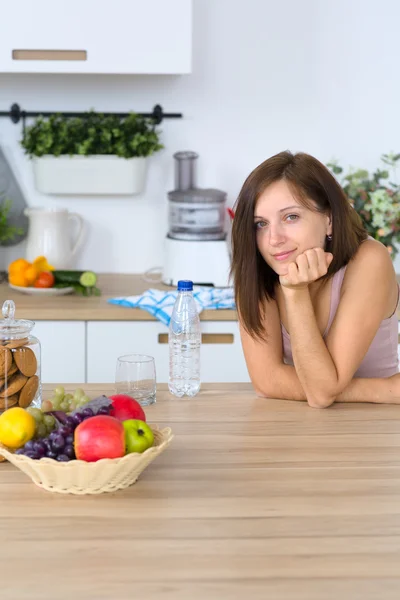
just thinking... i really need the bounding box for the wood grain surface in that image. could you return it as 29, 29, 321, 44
0, 274, 237, 321
1, 383, 400, 599
1, 273, 399, 322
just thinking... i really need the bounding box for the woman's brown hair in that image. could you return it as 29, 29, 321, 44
230, 151, 367, 340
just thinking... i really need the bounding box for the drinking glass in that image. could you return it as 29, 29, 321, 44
115, 354, 156, 406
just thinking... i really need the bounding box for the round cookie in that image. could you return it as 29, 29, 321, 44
5, 338, 29, 349
6, 361, 18, 378
0, 372, 28, 398
18, 375, 39, 408
0, 362, 19, 391
0, 347, 12, 378
13, 347, 37, 377
0, 393, 19, 411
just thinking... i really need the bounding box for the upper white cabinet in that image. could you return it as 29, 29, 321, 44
0, 0, 192, 74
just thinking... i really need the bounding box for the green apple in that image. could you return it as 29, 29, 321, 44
123, 419, 154, 454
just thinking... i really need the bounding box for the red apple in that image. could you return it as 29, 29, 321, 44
109, 394, 146, 422
74, 415, 125, 462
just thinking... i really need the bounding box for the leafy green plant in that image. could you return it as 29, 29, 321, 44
0, 199, 24, 244
20, 111, 164, 159
327, 153, 400, 260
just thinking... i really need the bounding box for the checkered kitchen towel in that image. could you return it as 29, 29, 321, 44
108, 287, 235, 326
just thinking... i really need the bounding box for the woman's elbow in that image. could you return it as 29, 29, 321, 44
254, 387, 269, 398
307, 394, 335, 409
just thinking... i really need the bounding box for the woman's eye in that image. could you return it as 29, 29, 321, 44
255, 221, 267, 229
285, 214, 299, 222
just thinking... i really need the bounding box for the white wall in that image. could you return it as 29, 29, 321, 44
0, 0, 399, 273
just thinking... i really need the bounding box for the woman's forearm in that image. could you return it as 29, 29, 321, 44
283, 287, 339, 406
257, 363, 393, 406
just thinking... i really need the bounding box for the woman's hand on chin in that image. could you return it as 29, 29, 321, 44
279, 248, 333, 290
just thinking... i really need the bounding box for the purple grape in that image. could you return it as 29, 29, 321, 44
64, 445, 75, 459
42, 439, 52, 452
97, 406, 110, 415
65, 434, 74, 445
80, 408, 94, 419
33, 443, 46, 458
46, 451, 58, 459
25, 451, 40, 460
24, 440, 36, 452
51, 434, 65, 452
56, 454, 70, 462
57, 425, 72, 437
34, 440, 47, 454
15, 448, 25, 455
65, 416, 76, 429
72, 413, 84, 426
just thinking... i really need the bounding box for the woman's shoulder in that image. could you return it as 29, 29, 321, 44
342, 237, 397, 294
349, 237, 394, 270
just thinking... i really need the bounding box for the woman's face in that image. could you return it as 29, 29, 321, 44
254, 179, 332, 276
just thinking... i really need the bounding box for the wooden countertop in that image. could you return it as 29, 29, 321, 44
0, 274, 238, 321
2, 382, 400, 600
1, 273, 399, 322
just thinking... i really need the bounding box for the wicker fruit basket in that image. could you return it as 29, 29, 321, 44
0, 425, 173, 495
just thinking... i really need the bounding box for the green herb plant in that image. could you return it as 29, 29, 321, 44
0, 199, 24, 244
20, 111, 164, 159
327, 153, 400, 260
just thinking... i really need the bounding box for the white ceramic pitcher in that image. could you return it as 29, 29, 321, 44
24, 207, 85, 269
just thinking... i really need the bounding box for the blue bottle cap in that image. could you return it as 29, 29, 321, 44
177, 280, 193, 291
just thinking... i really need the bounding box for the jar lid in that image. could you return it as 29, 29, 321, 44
0, 300, 35, 337
168, 188, 227, 204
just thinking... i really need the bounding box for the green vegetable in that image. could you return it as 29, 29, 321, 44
52, 270, 101, 296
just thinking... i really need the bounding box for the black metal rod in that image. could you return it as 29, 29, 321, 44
0, 103, 182, 126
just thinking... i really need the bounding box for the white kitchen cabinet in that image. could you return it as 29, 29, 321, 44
33, 321, 86, 384
197, 321, 251, 383
86, 320, 250, 384
0, 0, 192, 74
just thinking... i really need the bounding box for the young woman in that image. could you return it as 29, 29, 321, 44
231, 151, 400, 408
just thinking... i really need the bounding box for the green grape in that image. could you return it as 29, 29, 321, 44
54, 386, 65, 398
36, 423, 47, 438
41, 399, 53, 412
51, 396, 62, 410
68, 401, 76, 411
43, 415, 55, 429
45, 422, 55, 434
81, 395, 90, 405
73, 388, 85, 400
59, 400, 69, 412
26, 407, 43, 423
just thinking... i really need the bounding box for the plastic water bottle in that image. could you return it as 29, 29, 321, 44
168, 280, 201, 397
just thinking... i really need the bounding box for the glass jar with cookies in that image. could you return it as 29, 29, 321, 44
0, 300, 41, 413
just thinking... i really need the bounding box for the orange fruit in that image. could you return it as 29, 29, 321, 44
24, 265, 38, 286
8, 272, 29, 287
8, 258, 30, 275
0, 407, 36, 449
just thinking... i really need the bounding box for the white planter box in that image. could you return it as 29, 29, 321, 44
32, 155, 148, 195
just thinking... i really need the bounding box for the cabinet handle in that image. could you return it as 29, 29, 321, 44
12, 50, 87, 61
158, 333, 234, 344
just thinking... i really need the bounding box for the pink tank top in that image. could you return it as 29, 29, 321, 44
282, 265, 400, 378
